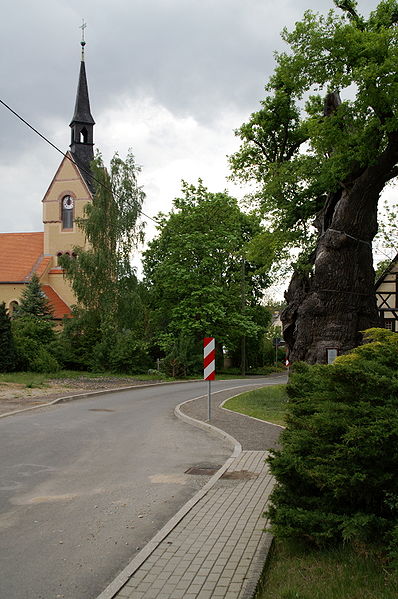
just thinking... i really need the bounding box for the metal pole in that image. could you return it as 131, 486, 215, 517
240, 258, 246, 376
208, 380, 211, 421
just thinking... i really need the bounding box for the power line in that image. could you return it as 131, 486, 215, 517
0, 98, 159, 226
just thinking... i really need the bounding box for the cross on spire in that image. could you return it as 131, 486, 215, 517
80, 19, 87, 61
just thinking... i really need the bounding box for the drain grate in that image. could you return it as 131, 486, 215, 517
185, 466, 222, 476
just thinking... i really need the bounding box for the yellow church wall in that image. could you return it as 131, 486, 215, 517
0, 285, 25, 314
43, 153, 92, 256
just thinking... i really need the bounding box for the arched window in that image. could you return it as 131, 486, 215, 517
9, 301, 19, 317
61, 195, 74, 229
80, 127, 88, 143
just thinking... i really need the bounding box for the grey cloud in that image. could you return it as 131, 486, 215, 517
0, 0, 382, 233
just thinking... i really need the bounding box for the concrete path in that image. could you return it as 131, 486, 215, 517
99, 375, 286, 599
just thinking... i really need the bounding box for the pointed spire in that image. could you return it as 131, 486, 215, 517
70, 21, 95, 127
69, 21, 95, 191
70, 60, 95, 126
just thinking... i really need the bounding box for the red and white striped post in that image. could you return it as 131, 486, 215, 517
204, 337, 215, 421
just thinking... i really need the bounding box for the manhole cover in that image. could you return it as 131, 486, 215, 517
88, 409, 115, 412
221, 470, 259, 480
185, 466, 222, 476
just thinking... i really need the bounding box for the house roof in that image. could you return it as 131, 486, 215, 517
42, 285, 72, 319
0, 232, 45, 282
375, 252, 398, 289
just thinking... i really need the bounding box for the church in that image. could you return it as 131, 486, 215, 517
0, 38, 95, 322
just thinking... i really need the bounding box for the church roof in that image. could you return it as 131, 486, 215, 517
42, 285, 72, 319
0, 232, 44, 282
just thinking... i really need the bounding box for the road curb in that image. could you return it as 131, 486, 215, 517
95, 393, 243, 599
0, 378, 203, 420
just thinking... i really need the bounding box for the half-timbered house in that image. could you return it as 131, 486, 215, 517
375, 253, 398, 332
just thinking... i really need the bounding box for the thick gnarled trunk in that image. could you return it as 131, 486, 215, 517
281, 164, 391, 364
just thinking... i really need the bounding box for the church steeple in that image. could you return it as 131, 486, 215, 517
69, 21, 95, 191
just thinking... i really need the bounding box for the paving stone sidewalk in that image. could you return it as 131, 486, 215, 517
113, 450, 274, 599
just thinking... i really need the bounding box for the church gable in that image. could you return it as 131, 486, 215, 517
42, 151, 92, 213
42, 152, 92, 257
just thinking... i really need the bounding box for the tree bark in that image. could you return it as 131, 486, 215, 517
282, 146, 398, 364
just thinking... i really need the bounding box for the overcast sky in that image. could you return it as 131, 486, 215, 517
0, 0, 388, 287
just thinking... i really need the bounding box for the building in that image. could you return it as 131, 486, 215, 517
376, 253, 398, 332
0, 38, 95, 322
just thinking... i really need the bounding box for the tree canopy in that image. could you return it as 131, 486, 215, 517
143, 181, 270, 357
61, 150, 145, 319
231, 0, 398, 263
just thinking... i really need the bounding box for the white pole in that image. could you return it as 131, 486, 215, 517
208, 380, 211, 421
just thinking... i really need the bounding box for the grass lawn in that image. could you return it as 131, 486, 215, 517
223, 384, 288, 426
255, 539, 398, 599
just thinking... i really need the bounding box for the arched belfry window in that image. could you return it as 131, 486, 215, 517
61, 195, 74, 229
80, 127, 88, 143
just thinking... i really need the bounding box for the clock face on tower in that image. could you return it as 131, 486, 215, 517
63, 196, 74, 210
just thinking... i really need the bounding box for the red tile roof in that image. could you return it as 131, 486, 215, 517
42, 285, 72, 319
0, 232, 45, 282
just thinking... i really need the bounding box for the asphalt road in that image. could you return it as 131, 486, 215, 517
0, 378, 278, 599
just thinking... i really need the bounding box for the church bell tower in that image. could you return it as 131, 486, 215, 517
69, 22, 95, 190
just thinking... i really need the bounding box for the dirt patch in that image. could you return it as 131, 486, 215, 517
0, 377, 163, 417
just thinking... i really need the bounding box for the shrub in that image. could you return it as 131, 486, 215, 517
108, 330, 152, 374
56, 309, 101, 370
159, 335, 202, 378
267, 329, 398, 557
30, 348, 60, 373
12, 316, 60, 372
147, 368, 167, 379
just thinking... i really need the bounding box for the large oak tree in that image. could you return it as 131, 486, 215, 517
230, 0, 398, 363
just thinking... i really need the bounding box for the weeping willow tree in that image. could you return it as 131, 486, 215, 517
61, 150, 145, 340
231, 0, 398, 363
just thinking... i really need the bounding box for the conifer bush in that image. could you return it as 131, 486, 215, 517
12, 316, 59, 372
268, 329, 398, 557
0, 302, 16, 372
